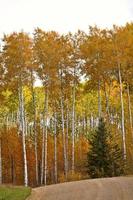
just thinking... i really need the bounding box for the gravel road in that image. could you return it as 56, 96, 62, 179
27, 177, 133, 200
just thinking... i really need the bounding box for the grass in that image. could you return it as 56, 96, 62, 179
0, 186, 31, 200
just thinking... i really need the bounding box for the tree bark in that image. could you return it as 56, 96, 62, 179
60, 94, 68, 180
118, 64, 127, 159
72, 77, 76, 173
59, 68, 68, 180
41, 115, 45, 185
98, 80, 102, 119
41, 86, 48, 185
31, 70, 39, 185
54, 111, 57, 183
19, 81, 28, 186
44, 87, 48, 186
127, 84, 133, 141
103, 81, 110, 118
66, 105, 69, 172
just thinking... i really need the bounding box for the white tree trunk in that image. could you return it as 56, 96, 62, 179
44, 89, 48, 186
103, 81, 110, 118
98, 80, 102, 119
60, 93, 68, 180
41, 87, 48, 185
19, 83, 28, 186
31, 70, 39, 185
72, 79, 76, 172
54, 111, 57, 183
118, 65, 127, 159
66, 105, 69, 171
127, 84, 133, 141
60, 69, 68, 180
41, 116, 45, 185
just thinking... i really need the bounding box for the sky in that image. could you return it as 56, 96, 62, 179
0, 0, 133, 37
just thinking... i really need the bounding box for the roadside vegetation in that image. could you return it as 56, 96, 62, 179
0, 186, 31, 200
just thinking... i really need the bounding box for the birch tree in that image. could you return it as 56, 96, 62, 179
2, 32, 33, 186
30, 69, 39, 185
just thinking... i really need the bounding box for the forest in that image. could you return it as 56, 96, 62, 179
0, 23, 133, 187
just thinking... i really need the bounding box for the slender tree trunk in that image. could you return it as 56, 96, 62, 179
77, 117, 80, 137
103, 81, 110, 118
90, 113, 94, 129
127, 84, 133, 141
31, 70, 39, 185
72, 78, 76, 173
44, 88, 48, 186
19, 81, 28, 186
25, 116, 28, 136
98, 80, 102, 119
82, 117, 85, 134
60, 69, 68, 180
17, 110, 19, 128
118, 64, 126, 159
66, 104, 69, 171
60, 92, 68, 179
54, 111, 57, 183
41, 115, 45, 185
41, 86, 48, 185
0, 138, 2, 184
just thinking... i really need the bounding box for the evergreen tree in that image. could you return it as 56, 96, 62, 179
87, 118, 124, 178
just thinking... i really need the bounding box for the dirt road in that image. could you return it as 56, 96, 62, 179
27, 177, 133, 200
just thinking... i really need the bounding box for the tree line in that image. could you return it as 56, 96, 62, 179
0, 23, 133, 186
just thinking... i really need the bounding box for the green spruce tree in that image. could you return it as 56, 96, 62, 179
87, 118, 124, 178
